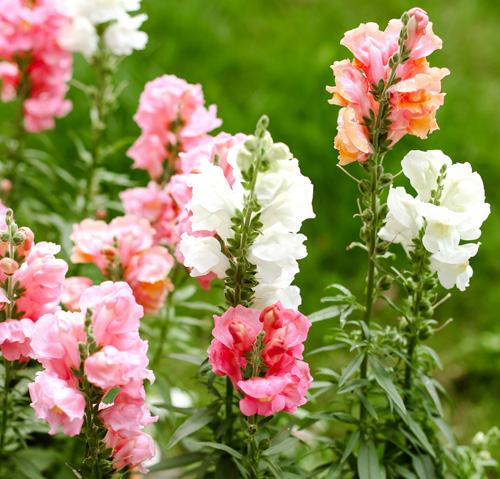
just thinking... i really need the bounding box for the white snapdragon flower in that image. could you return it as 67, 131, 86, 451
188, 160, 244, 241
104, 13, 148, 56
402, 150, 452, 202
248, 227, 307, 283
58, 16, 99, 60
68, 0, 141, 25
429, 243, 480, 291
179, 234, 230, 279
252, 282, 302, 311
379, 187, 423, 251
381, 150, 489, 292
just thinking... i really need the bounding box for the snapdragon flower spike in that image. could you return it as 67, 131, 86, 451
179, 116, 314, 310
379, 150, 490, 290
127, 74, 222, 181
327, 8, 449, 165
0, 208, 68, 361
208, 302, 312, 416
29, 281, 157, 474
0, 0, 73, 132
58, 0, 148, 59
70, 215, 174, 315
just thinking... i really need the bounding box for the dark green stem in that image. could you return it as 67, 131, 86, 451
82, 33, 112, 218
0, 358, 13, 459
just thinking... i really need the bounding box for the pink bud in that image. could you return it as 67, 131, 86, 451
96, 208, 107, 220
0, 257, 18, 276
1, 179, 11, 193
259, 304, 283, 332
17, 227, 34, 259
407, 8, 429, 51
100, 244, 116, 262
228, 320, 249, 349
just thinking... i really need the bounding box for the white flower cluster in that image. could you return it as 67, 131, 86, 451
379, 150, 490, 291
58, 0, 148, 59
179, 131, 314, 310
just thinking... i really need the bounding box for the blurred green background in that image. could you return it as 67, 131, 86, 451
4, 0, 500, 448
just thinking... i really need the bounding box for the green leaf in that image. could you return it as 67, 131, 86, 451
325, 461, 343, 479
306, 343, 346, 356
262, 457, 285, 479
263, 437, 299, 456
337, 378, 370, 395
173, 285, 197, 303
149, 453, 205, 472
167, 402, 221, 448
341, 429, 360, 463
357, 436, 380, 479
404, 413, 436, 459
338, 353, 365, 387
326, 283, 353, 297
179, 301, 221, 313
412, 455, 435, 479
167, 353, 205, 366
11, 455, 46, 479
192, 442, 244, 460
309, 305, 343, 323
431, 416, 457, 449
420, 375, 443, 416
370, 357, 406, 414
392, 465, 417, 479
354, 390, 378, 420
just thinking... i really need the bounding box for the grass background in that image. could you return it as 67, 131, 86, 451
4, 0, 500, 449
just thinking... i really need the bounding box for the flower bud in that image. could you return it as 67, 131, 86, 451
100, 244, 116, 262
12, 231, 26, 247
95, 208, 107, 220
472, 432, 486, 447
378, 203, 389, 221
0, 232, 10, 243
377, 275, 393, 292
378, 173, 393, 188
258, 439, 270, 451
0, 179, 11, 193
0, 257, 18, 276
362, 209, 374, 223
16, 227, 34, 260
358, 179, 371, 196
259, 304, 284, 331
406, 8, 429, 50
418, 324, 433, 341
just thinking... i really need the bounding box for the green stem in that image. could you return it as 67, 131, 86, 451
152, 295, 173, 369
0, 358, 13, 459
83, 36, 111, 218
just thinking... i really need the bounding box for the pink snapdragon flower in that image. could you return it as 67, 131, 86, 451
327, 7, 448, 164
71, 216, 174, 314
208, 303, 312, 416
0, 318, 35, 360
128, 74, 222, 180
0, 0, 73, 132
30, 281, 157, 472
61, 276, 93, 312
104, 429, 155, 474
29, 370, 85, 437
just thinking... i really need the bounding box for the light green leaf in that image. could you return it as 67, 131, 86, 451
149, 453, 205, 472
262, 457, 285, 479
404, 413, 436, 459
337, 378, 370, 395
357, 436, 380, 479
370, 357, 406, 414
167, 402, 221, 448
420, 375, 443, 416
167, 353, 205, 366
192, 442, 244, 461
263, 437, 299, 456
338, 353, 365, 387
309, 305, 343, 323
341, 429, 360, 463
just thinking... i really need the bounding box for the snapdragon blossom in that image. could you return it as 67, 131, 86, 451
208, 303, 312, 416
70, 215, 174, 315
127, 75, 222, 180
179, 126, 314, 310
29, 281, 157, 472
326, 7, 449, 165
0, 211, 68, 361
58, 0, 147, 59
0, 0, 73, 132
379, 150, 490, 290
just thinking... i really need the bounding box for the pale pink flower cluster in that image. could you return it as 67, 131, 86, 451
208, 303, 312, 416
0, 0, 73, 132
29, 282, 157, 473
0, 228, 68, 361
327, 7, 449, 165
127, 74, 222, 180
70, 215, 174, 315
